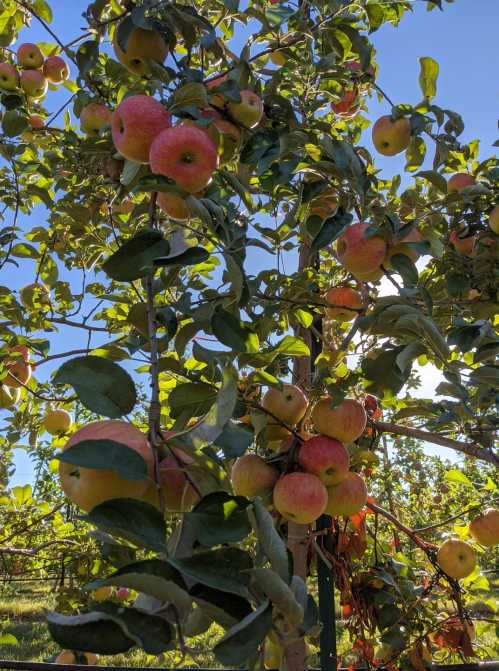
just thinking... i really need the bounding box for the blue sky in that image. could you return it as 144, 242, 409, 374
7, 0, 498, 485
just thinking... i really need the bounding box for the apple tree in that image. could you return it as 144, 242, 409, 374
0, 0, 497, 669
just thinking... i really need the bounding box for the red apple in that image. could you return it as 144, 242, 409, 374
0, 63, 19, 91
115, 587, 130, 601
111, 94, 171, 163
469, 508, 499, 547
20, 69, 47, 99
372, 115, 411, 156
43, 55, 69, 83
325, 472, 367, 517
17, 43, 44, 69
449, 229, 475, 257
228, 90, 264, 129
385, 227, 423, 267
231, 454, 279, 498
298, 435, 349, 485
332, 88, 359, 118
448, 173, 476, 193
336, 222, 387, 278
28, 114, 45, 129
80, 103, 112, 136
262, 383, 308, 426
325, 286, 363, 321
150, 125, 218, 193
273, 472, 328, 524
144, 447, 200, 513
437, 539, 476, 580
311, 397, 367, 443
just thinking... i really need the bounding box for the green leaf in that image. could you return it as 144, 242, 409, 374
419, 56, 439, 101
249, 499, 290, 584
190, 585, 252, 629
97, 603, 173, 655
76, 40, 99, 76
310, 209, 353, 253
102, 230, 170, 282
416, 170, 447, 193
57, 440, 147, 481
405, 136, 426, 172
186, 492, 251, 547
213, 421, 254, 459
53, 356, 136, 418
168, 382, 218, 419
247, 568, 303, 625
2, 110, 28, 137
83, 499, 167, 553
47, 612, 134, 655
444, 469, 472, 487
168, 548, 252, 598
389, 254, 418, 287
469, 365, 499, 387
211, 308, 259, 353
33, 0, 53, 22
154, 246, 209, 268
213, 600, 272, 666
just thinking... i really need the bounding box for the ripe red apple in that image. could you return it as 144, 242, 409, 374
372, 115, 411, 156
385, 227, 423, 267
436, 538, 476, 580
325, 286, 363, 322
449, 229, 475, 257
228, 90, 264, 129
58, 420, 154, 512
0, 384, 20, 409
325, 472, 367, 517
113, 24, 169, 77
273, 472, 328, 524
17, 43, 44, 69
298, 435, 349, 485
335, 222, 387, 278
489, 205, 499, 234
231, 454, 279, 498
469, 508, 499, 547
4, 345, 32, 388
332, 88, 359, 118
19, 282, 50, 309
311, 397, 367, 443
0, 63, 19, 91
150, 125, 218, 193
115, 587, 130, 601
43, 55, 69, 83
448, 173, 476, 193
42, 408, 72, 436
80, 103, 112, 136
144, 447, 200, 513
20, 70, 48, 99
262, 383, 308, 426
111, 95, 171, 163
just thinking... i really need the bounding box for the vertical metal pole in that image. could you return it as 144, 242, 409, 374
316, 514, 337, 671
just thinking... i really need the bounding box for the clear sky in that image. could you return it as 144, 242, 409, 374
7, 0, 499, 485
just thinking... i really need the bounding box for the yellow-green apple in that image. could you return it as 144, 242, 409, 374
58, 420, 154, 512
4, 345, 32, 388
488, 205, 499, 234
19, 282, 50, 309
273, 472, 328, 524
449, 229, 475, 256
144, 446, 200, 512
325, 286, 363, 321
56, 651, 98, 666
111, 94, 171, 163
150, 125, 218, 193
228, 90, 264, 129
332, 88, 359, 118
469, 508, 499, 547
335, 222, 387, 278
298, 435, 349, 485
0, 63, 19, 90
385, 227, 423, 267
309, 191, 338, 220
80, 103, 112, 136
231, 453, 279, 498
0, 384, 20, 409
436, 538, 476, 579
17, 43, 44, 69
20, 69, 48, 99
372, 115, 411, 156
42, 408, 72, 436
113, 24, 169, 77
311, 397, 367, 443
262, 383, 308, 426
116, 587, 130, 601
28, 114, 45, 128
43, 55, 69, 83
92, 585, 113, 602
325, 472, 367, 516
448, 173, 476, 193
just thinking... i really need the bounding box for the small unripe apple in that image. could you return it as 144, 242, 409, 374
150, 125, 219, 193
311, 397, 367, 443
43, 55, 69, 83
325, 472, 367, 517
231, 453, 279, 498
80, 103, 112, 136
469, 508, 499, 547
448, 173, 476, 193
273, 472, 328, 524
437, 538, 476, 580
488, 205, 499, 234
17, 43, 44, 70
372, 115, 411, 156
228, 90, 264, 129
20, 69, 48, 99
111, 94, 171, 163
42, 408, 72, 436
298, 435, 349, 485
335, 222, 387, 279
113, 24, 169, 77
0, 62, 20, 91
325, 286, 363, 321
262, 383, 308, 426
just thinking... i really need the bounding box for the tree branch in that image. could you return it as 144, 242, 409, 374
0, 539, 78, 556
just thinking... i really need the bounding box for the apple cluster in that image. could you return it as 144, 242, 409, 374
232, 384, 370, 526
0, 42, 69, 127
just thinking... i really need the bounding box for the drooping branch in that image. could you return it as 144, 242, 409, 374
0, 539, 79, 556
374, 420, 498, 466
